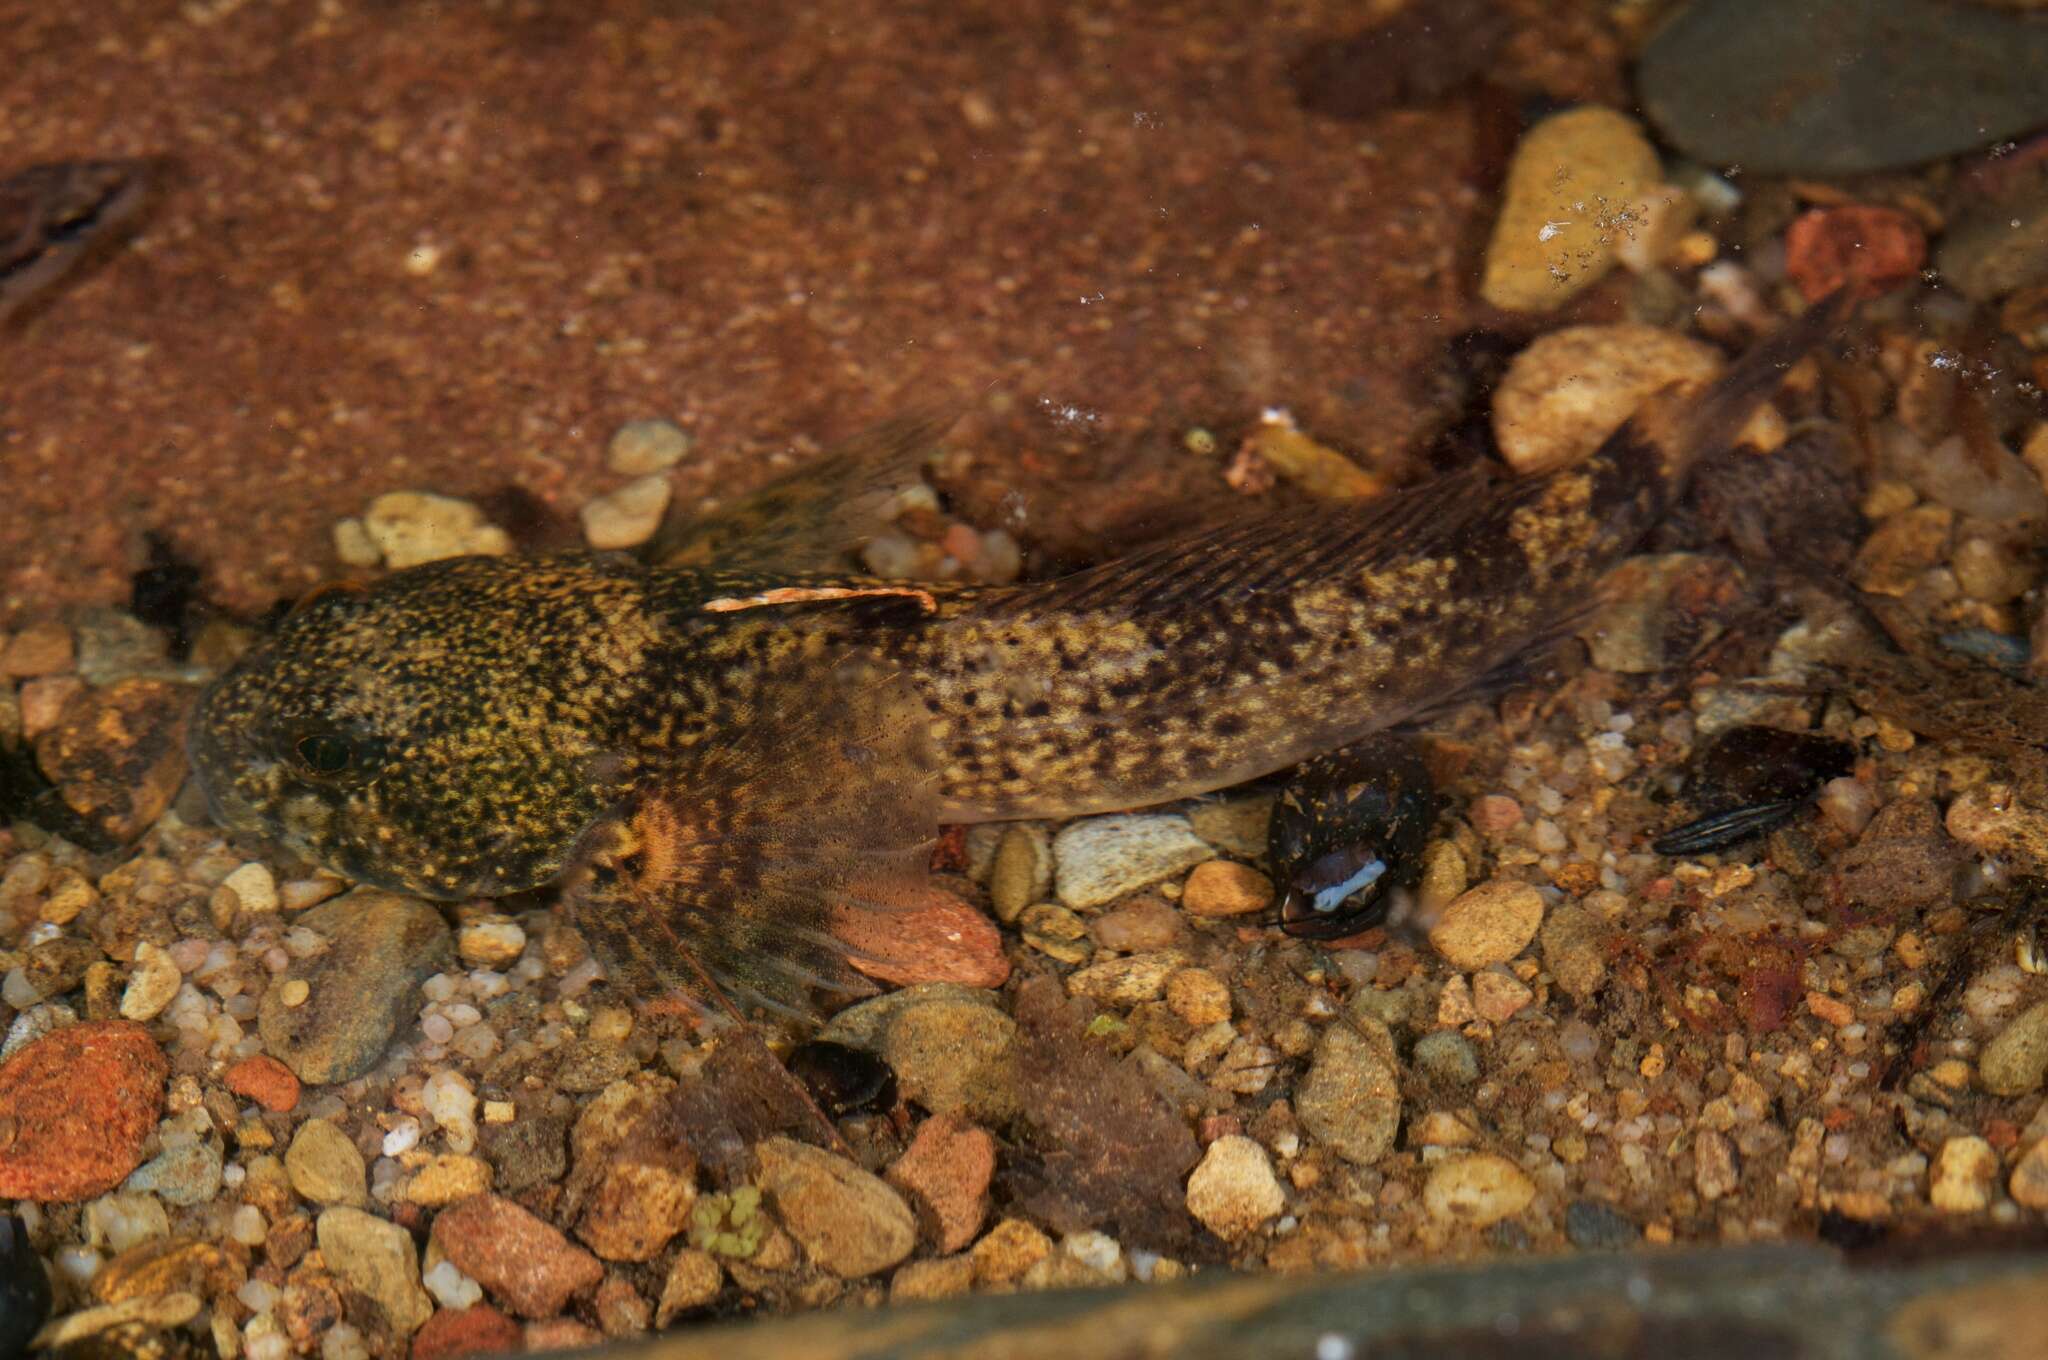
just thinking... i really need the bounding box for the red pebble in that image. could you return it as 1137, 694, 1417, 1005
886, 1113, 996, 1253
522, 1320, 603, 1353
414, 1306, 523, 1360
837, 886, 1011, 989
1785, 205, 1926, 303
0, 1020, 167, 1202
431, 1195, 604, 1319
224, 1055, 300, 1113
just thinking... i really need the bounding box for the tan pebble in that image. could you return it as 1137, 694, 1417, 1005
969, 1217, 1052, 1284
1066, 952, 1182, 1006
222, 862, 278, 914
41, 869, 98, 925
458, 918, 528, 968
1164, 968, 1231, 1026
890, 1255, 974, 1303
1412, 1110, 1476, 1147
1179, 861, 1275, 917
1861, 480, 1918, 518
1694, 1129, 1740, 1201
281, 979, 311, 1008
656, 1248, 723, 1324
2009, 1139, 2048, 1210
1805, 991, 1856, 1027
1422, 1153, 1535, 1226
118, 942, 182, 1023
332, 517, 382, 568
405, 1153, 492, 1206
1493, 324, 1783, 475
1480, 107, 1659, 313
1436, 974, 1476, 1027
607, 419, 691, 476
362, 491, 510, 570
580, 474, 673, 551
1429, 880, 1545, 969
1930, 1135, 1999, 1213
1471, 970, 1533, 1023
987, 825, 1053, 923
1182, 1134, 1284, 1241
483, 1100, 516, 1124
1, 621, 75, 678
1953, 536, 2034, 602
1853, 505, 1952, 597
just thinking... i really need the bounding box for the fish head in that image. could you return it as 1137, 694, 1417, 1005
189, 554, 647, 899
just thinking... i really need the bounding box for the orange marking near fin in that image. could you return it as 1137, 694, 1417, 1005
702, 585, 938, 614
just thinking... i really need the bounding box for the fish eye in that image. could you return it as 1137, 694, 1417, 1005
293, 732, 359, 778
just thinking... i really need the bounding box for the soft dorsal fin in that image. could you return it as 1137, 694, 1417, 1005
646, 408, 958, 575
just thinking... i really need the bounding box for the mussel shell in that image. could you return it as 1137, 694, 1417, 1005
785, 1039, 897, 1117
1652, 724, 1854, 856
1270, 732, 1436, 939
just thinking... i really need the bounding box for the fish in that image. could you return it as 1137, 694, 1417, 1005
188, 295, 1850, 1017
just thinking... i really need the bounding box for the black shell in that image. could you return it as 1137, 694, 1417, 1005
1269, 732, 1436, 939
1652, 725, 1855, 857
784, 1040, 898, 1117
0, 1212, 50, 1360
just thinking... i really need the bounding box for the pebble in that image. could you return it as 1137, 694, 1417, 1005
222, 861, 279, 915
1637, 0, 2048, 175
571, 1078, 695, 1262
836, 884, 1011, 989
656, 1249, 723, 1325
1187, 797, 1273, 857
1947, 787, 2048, 873
1183, 1135, 1285, 1241
1423, 1154, 1536, 1227
1930, 1135, 1999, 1213
0, 1020, 166, 1202
1165, 968, 1232, 1027
224, 1056, 301, 1113
404, 1154, 492, 1206
1179, 860, 1275, 917
1, 621, 75, 677
431, 1194, 604, 1318
33, 1293, 201, 1350
1088, 897, 1184, 953
1784, 205, 1926, 303
2010, 1139, 2048, 1211
316, 1207, 433, 1335
258, 890, 455, 1084
822, 986, 1019, 1124
890, 1255, 975, 1303
1492, 325, 1783, 476
1563, 1199, 1639, 1250
124, 1133, 222, 1207
285, 1120, 367, 1208
1472, 970, 1534, 1023
1429, 879, 1544, 969
1979, 1000, 2048, 1096
332, 517, 381, 567
410, 1305, 522, 1360
31, 678, 193, 844
754, 1136, 918, 1279
1479, 107, 1660, 313
360, 492, 511, 569
607, 418, 691, 475
0, 1215, 50, 1357
1019, 902, 1092, 964
1295, 1018, 1401, 1166
885, 1114, 995, 1253
424, 1259, 485, 1310
424, 1070, 480, 1154
987, 825, 1053, 923
1539, 901, 1608, 1001
116, 942, 181, 1023
969, 1217, 1052, 1284
92, 1235, 226, 1304
579, 474, 673, 551
1065, 951, 1183, 1006
455, 919, 527, 971
1411, 1031, 1480, 1086
1051, 815, 1214, 908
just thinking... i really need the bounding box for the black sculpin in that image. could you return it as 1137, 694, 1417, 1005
189, 297, 1848, 1014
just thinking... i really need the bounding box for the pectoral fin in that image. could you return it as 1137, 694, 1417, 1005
557, 659, 945, 1020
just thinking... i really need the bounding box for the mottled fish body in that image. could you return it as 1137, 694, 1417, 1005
190, 298, 1846, 1013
